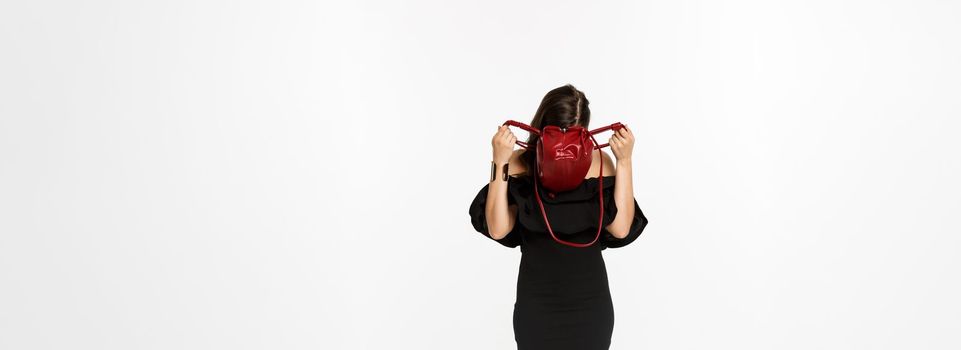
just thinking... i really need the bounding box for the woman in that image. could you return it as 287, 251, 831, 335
468, 84, 649, 350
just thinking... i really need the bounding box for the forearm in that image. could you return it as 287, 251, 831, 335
608, 158, 635, 238
485, 160, 516, 239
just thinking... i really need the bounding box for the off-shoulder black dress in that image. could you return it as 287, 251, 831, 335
468, 174, 648, 350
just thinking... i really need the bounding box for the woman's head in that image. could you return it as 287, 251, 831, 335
519, 84, 591, 178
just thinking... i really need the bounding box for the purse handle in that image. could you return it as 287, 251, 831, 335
503, 120, 624, 149
501, 120, 626, 247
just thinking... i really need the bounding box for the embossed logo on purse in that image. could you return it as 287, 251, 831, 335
553, 143, 582, 161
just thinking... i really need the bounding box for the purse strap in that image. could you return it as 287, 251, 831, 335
502, 120, 624, 247
503, 119, 623, 148
589, 122, 624, 149
503, 120, 540, 148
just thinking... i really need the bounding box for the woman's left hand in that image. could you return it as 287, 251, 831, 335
608, 124, 634, 161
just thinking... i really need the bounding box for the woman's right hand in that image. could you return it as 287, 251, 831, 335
491, 125, 517, 164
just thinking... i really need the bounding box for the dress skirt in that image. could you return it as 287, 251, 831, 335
469, 175, 648, 350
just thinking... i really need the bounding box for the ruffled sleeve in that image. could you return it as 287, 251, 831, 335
599, 179, 649, 249
468, 179, 523, 248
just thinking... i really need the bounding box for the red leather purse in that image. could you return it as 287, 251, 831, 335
503, 120, 625, 247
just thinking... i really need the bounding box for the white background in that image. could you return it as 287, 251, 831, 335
2, 1, 959, 349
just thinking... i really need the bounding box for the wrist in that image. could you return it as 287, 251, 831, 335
616, 157, 633, 165
490, 160, 509, 182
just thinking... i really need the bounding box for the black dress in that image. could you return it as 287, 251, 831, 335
468, 174, 648, 350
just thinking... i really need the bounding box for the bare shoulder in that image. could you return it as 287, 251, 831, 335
586, 149, 616, 178
508, 149, 528, 176
600, 150, 615, 174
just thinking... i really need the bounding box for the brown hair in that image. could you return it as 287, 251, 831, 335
518, 84, 591, 178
